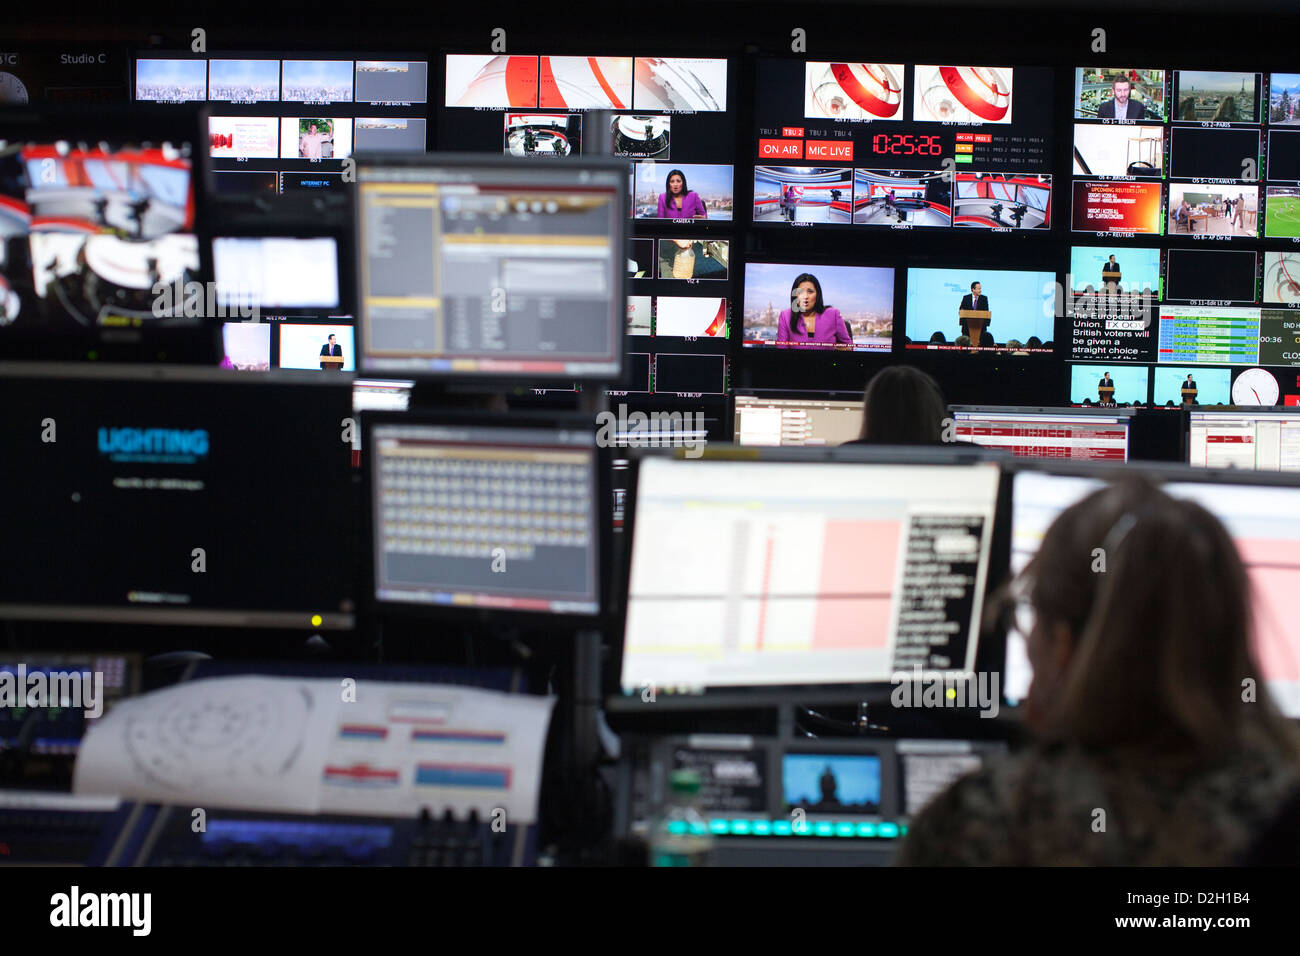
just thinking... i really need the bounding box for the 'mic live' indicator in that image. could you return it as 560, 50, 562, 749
804, 140, 853, 161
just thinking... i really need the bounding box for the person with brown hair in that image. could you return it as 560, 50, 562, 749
897, 478, 1300, 865
848, 365, 949, 445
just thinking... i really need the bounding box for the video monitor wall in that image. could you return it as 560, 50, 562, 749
441, 54, 734, 399
1066, 66, 1300, 409
752, 61, 1055, 232
134, 54, 429, 194
213, 235, 354, 372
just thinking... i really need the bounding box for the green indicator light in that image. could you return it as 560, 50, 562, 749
857, 822, 877, 838
955, 154, 973, 164
900, 825, 909, 836
878, 822, 900, 838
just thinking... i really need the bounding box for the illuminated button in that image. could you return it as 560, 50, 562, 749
666, 821, 688, 835
687, 821, 707, 836
878, 822, 900, 838
856, 822, 877, 838
772, 821, 792, 836
729, 820, 751, 835
751, 820, 772, 836
835, 822, 856, 837
708, 819, 728, 835
900, 825, 908, 836
310, 614, 322, 627
814, 822, 834, 837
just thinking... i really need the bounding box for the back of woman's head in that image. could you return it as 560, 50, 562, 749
859, 365, 947, 443
1024, 478, 1295, 760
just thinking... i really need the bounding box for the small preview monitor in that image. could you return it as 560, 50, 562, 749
618, 449, 1003, 702
0, 365, 356, 628
950, 407, 1133, 461
366, 415, 605, 618
355, 155, 627, 381
1188, 409, 1300, 470
733, 392, 864, 447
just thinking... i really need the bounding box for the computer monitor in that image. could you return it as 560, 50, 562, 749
354, 154, 627, 382
733, 391, 864, 447
1187, 409, 1300, 471
0, 104, 213, 362
615, 446, 1004, 706
363, 412, 608, 621
1007, 462, 1300, 717
950, 406, 1134, 461
0, 364, 356, 628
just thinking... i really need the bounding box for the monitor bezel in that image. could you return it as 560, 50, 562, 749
351, 151, 630, 386
0, 361, 357, 630
607, 442, 1013, 712
359, 406, 614, 629
0, 103, 217, 365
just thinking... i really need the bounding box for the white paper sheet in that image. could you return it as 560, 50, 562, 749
73, 676, 555, 824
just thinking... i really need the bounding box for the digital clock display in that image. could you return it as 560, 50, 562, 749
872, 133, 943, 156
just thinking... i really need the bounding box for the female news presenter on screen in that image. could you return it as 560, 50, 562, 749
776, 273, 852, 348
656, 169, 707, 219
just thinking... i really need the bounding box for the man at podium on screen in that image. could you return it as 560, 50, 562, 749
319, 333, 343, 371
958, 281, 990, 346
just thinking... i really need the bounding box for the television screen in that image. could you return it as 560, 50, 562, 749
904, 267, 1055, 354
744, 262, 893, 352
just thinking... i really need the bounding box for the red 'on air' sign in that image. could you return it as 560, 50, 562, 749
758, 138, 803, 159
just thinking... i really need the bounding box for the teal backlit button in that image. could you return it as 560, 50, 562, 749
687, 821, 707, 836
730, 819, 751, 835
835, 822, 856, 837
857, 822, 877, 838
900, 824, 908, 836
878, 822, 900, 838
709, 819, 729, 835
666, 820, 688, 835
814, 821, 834, 837
751, 820, 772, 836
772, 820, 793, 836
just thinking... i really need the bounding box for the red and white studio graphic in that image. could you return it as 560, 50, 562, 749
805, 63, 904, 121
914, 66, 1014, 124
1264, 252, 1300, 304
632, 57, 727, 112
538, 56, 632, 110
444, 55, 539, 109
